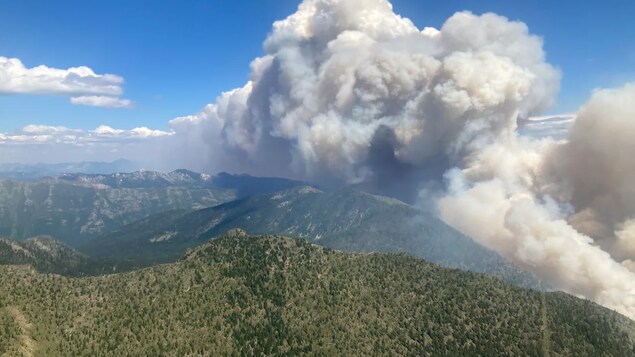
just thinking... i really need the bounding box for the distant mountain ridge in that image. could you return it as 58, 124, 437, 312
0, 167, 544, 289
83, 186, 545, 289
0, 159, 142, 180
57, 169, 215, 189
0, 171, 307, 245
57, 169, 308, 197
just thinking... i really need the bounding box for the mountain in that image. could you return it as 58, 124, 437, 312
57, 169, 307, 197
1, 232, 633, 356
0, 159, 141, 181
82, 187, 544, 289
0, 235, 174, 276
0, 171, 307, 245
0, 178, 235, 245
0, 236, 93, 275
56, 169, 210, 189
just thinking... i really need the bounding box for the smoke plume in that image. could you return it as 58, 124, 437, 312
168, 0, 559, 193
167, 0, 635, 318
439, 84, 635, 319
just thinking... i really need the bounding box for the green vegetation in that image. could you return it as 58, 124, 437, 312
0, 236, 127, 276
1, 232, 633, 356
0, 236, 91, 275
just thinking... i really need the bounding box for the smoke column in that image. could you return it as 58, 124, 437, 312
167, 0, 635, 318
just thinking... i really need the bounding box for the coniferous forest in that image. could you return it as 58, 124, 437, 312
1, 231, 634, 356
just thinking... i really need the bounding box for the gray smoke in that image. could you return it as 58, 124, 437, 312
167, 0, 635, 318
545, 84, 635, 264
168, 0, 559, 194
438, 85, 635, 319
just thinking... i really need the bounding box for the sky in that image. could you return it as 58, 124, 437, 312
0, 0, 634, 134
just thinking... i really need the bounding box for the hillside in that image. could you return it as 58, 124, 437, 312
0, 232, 633, 356
83, 187, 543, 289
0, 236, 92, 275
0, 235, 188, 277
0, 179, 234, 245
0, 171, 306, 245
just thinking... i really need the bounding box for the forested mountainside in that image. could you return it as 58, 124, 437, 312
0, 236, 135, 275
0, 236, 90, 275
0, 232, 633, 356
0, 169, 545, 288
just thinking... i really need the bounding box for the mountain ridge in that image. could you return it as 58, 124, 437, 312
82, 186, 545, 289
55, 170, 307, 192
0, 236, 92, 275
0, 159, 141, 181
0, 171, 308, 244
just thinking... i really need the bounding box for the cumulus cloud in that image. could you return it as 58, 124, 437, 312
0, 56, 132, 108
0, 124, 170, 144
70, 95, 133, 109
0, 124, 172, 168
157, 0, 635, 319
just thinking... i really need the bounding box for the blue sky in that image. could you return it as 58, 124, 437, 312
0, 0, 634, 133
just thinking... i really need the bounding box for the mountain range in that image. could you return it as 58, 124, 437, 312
0, 170, 305, 245
0, 168, 544, 288
81, 186, 544, 289
0, 159, 142, 181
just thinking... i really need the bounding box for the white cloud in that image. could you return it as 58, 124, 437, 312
130, 127, 173, 137
93, 125, 125, 135
20, 125, 80, 135
0, 124, 176, 171
0, 124, 172, 146
0, 56, 132, 108
70, 95, 133, 109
